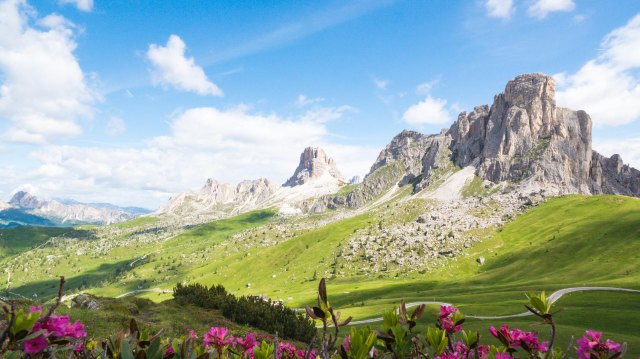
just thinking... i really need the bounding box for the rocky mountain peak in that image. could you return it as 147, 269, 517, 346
9, 191, 46, 210
284, 147, 344, 186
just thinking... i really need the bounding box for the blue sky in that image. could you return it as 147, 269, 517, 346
0, 0, 639, 208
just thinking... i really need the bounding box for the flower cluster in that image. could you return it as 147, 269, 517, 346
438, 305, 462, 333
20, 306, 87, 355
576, 330, 622, 359
489, 324, 548, 353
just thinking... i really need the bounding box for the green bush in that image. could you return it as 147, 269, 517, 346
173, 283, 316, 342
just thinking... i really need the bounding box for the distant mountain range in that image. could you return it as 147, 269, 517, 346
4, 73, 639, 228
0, 191, 151, 228
156, 73, 640, 221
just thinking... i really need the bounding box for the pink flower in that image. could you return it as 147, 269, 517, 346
23, 336, 48, 354
29, 306, 42, 313
278, 341, 298, 358
489, 325, 547, 353
188, 330, 198, 339
441, 317, 462, 333
576, 330, 622, 359
44, 315, 71, 337
66, 321, 87, 338
343, 335, 351, 351
203, 327, 233, 350
164, 346, 174, 358
439, 305, 458, 318
495, 353, 512, 359
237, 333, 259, 352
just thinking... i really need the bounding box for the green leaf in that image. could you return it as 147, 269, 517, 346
121, 339, 136, 359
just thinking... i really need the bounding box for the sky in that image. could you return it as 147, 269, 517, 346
0, 0, 639, 209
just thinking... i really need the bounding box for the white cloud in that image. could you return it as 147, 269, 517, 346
106, 117, 126, 136
485, 0, 513, 19
58, 0, 93, 12
18, 105, 377, 208
527, 0, 575, 19
0, 0, 98, 144
373, 78, 390, 90
296, 94, 324, 107
147, 35, 223, 96
556, 14, 640, 126
402, 96, 452, 125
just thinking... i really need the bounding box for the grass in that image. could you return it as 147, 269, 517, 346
2, 194, 639, 354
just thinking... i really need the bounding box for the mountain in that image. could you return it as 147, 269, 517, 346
6, 191, 148, 225
156, 178, 277, 217
158, 146, 347, 218
342, 73, 639, 209
283, 147, 345, 186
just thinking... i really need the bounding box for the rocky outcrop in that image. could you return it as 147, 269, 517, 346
344, 73, 640, 209
346, 131, 435, 207
448, 73, 595, 195
157, 178, 277, 216
284, 147, 344, 186
8, 191, 144, 225
590, 152, 640, 196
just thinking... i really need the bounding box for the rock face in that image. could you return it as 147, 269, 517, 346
448, 73, 594, 195
8, 191, 144, 225
344, 73, 640, 208
284, 147, 344, 186
157, 178, 277, 216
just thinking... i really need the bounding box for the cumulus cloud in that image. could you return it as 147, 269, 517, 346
147, 35, 223, 96
402, 96, 452, 125
556, 14, 640, 126
0, 0, 98, 144
106, 117, 126, 136
58, 0, 93, 12
485, 0, 513, 19
18, 105, 377, 208
527, 0, 575, 19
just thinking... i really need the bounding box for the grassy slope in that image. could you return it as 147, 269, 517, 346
3, 195, 639, 352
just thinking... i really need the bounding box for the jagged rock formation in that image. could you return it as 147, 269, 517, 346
159, 147, 350, 218
7, 191, 145, 225
448, 73, 595, 195
342, 73, 640, 208
284, 147, 344, 186
447, 73, 640, 197
348, 176, 362, 185
157, 178, 277, 216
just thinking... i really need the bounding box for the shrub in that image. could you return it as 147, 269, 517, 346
173, 282, 316, 343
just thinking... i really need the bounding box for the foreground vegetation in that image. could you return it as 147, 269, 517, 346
0, 278, 633, 358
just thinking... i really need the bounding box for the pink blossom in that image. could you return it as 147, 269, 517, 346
343, 335, 351, 351
441, 317, 462, 333
237, 333, 259, 351
439, 305, 458, 318
43, 315, 71, 337
164, 346, 174, 357
23, 336, 48, 354
494, 353, 512, 359
66, 321, 87, 338
576, 330, 622, 359
188, 330, 198, 339
489, 325, 547, 353
203, 327, 233, 351
278, 341, 298, 358
29, 306, 42, 313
